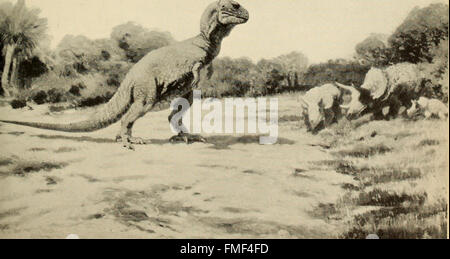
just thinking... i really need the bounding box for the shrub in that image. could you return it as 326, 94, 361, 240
79, 92, 114, 107
419, 39, 449, 102
300, 60, 370, 88
68, 84, 82, 96
48, 88, 67, 103
10, 99, 27, 109
32, 90, 48, 105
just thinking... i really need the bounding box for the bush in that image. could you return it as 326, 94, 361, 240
68, 84, 82, 96
12, 71, 121, 108
32, 90, 48, 105
419, 39, 449, 102
10, 99, 27, 109
79, 92, 114, 107
301, 60, 370, 88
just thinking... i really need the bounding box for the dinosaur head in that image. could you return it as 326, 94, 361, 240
335, 82, 370, 118
200, 0, 249, 43
360, 67, 389, 100
300, 98, 324, 131
339, 67, 389, 118
217, 0, 249, 25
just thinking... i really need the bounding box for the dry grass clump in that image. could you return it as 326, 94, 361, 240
312, 118, 448, 239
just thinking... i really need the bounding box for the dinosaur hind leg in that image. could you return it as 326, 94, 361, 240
167, 91, 206, 144
117, 100, 147, 150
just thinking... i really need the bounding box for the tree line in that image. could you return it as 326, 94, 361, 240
1, 1, 448, 108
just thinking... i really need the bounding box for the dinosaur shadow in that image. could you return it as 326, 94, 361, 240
31, 134, 170, 145
205, 135, 295, 150
31, 134, 295, 150
32, 134, 118, 144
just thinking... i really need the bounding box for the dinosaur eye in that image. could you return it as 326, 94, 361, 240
232, 3, 240, 9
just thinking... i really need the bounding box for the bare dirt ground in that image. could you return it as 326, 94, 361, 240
0, 94, 448, 239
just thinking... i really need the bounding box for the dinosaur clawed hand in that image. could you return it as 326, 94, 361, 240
191, 77, 200, 90
169, 132, 207, 144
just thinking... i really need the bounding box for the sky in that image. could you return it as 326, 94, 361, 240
18, 0, 448, 63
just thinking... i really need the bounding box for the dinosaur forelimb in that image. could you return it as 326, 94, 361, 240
191, 62, 203, 88
206, 64, 214, 80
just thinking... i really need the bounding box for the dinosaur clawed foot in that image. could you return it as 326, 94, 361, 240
169, 132, 207, 144
115, 135, 151, 150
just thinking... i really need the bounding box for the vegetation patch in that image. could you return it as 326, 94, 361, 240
361, 167, 422, 185
334, 162, 369, 177
279, 115, 301, 123
242, 169, 262, 175
54, 147, 77, 153
78, 93, 114, 107
86, 213, 105, 220
198, 216, 327, 238
7, 131, 24, 136
207, 135, 295, 150
0, 158, 13, 167
418, 139, 440, 147
48, 105, 70, 113
356, 189, 427, 207
342, 201, 447, 239
0, 160, 67, 177
308, 203, 338, 220
28, 147, 46, 152
334, 144, 392, 158
0, 207, 26, 220
45, 176, 59, 185
31, 90, 48, 105
341, 183, 361, 191
10, 99, 27, 109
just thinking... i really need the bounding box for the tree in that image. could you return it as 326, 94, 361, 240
274, 51, 308, 87
355, 33, 390, 66
0, 0, 47, 97
389, 3, 449, 64
300, 59, 370, 88
256, 59, 285, 94
55, 35, 99, 76
419, 38, 449, 102
200, 57, 257, 97
111, 22, 174, 63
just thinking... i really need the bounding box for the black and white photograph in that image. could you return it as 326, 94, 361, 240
0, 0, 448, 240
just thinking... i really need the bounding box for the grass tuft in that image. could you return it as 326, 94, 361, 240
356, 189, 427, 207
418, 139, 440, 147
0, 159, 67, 177
334, 144, 392, 158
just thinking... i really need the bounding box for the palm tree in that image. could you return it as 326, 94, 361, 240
0, 0, 47, 97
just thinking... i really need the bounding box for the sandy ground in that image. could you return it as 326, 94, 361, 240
0, 94, 446, 238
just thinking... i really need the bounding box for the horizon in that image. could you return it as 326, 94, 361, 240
13, 0, 449, 63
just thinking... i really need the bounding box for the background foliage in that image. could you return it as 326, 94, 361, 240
0, 1, 448, 108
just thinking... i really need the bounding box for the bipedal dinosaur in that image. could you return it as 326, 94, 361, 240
0, 0, 249, 150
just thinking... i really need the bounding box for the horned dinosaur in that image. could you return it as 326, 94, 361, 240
0, 0, 249, 150
339, 63, 424, 119
299, 83, 344, 132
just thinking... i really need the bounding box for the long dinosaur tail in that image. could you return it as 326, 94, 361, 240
0, 79, 135, 133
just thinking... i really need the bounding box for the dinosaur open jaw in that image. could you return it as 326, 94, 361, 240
219, 10, 249, 24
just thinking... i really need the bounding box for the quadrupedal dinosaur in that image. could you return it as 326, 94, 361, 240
0, 0, 249, 150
